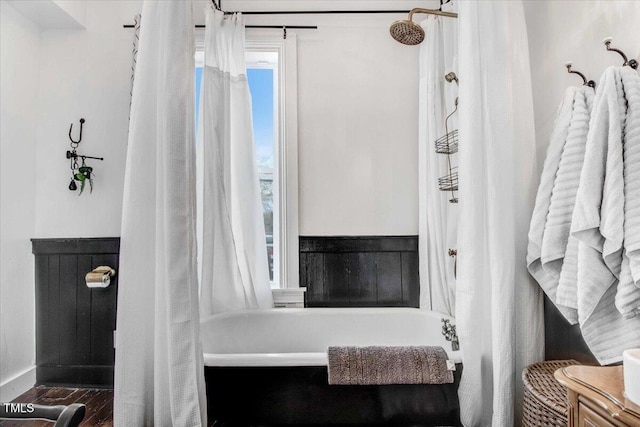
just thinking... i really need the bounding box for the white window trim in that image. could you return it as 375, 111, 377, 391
245, 35, 300, 290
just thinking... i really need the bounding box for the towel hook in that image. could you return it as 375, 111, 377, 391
68, 118, 85, 146
565, 62, 596, 89
65, 118, 104, 194
603, 37, 638, 70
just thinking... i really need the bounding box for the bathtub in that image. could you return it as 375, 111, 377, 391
201, 307, 462, 426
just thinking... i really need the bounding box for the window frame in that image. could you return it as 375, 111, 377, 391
244, 35, 299, 289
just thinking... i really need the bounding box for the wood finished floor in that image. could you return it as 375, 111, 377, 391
0, 387, 113, 426
1, 387, 220, 427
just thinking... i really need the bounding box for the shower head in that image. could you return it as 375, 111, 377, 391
389, 18, 425, 46
390, 8, 458, 46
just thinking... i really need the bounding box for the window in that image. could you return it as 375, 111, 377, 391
195, 36, 299, 290
246, 55, 278, 284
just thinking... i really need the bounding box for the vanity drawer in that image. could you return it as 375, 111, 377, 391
578, 401, 616, 427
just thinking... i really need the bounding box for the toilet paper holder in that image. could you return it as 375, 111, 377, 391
85, 266, 116, 288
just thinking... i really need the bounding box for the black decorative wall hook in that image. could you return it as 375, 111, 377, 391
66, 118, 104, 195
69, 118, 85, 144
564, 62, 596, 89
603, 37, 638, 70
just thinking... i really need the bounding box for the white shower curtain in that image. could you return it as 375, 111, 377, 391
114, 1, 206, 426
198, 7, 273, 315
456, 1, 544, 426
418, 4, 458, 315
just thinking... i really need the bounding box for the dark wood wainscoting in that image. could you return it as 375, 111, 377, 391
300, 236, 419, 307
544, 296, 597, 364
31, 238, 120, 387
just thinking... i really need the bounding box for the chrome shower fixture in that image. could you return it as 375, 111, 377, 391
390, 7, 458, 46
444, 72, 458, 85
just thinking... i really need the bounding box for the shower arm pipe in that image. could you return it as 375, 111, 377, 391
408, 7, 458, 20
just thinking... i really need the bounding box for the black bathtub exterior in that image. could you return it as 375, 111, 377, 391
205, 364, 462, 426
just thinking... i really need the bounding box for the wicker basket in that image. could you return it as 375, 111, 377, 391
522, 359, 579, 427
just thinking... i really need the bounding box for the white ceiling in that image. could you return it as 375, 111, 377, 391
6, 0, 86, 29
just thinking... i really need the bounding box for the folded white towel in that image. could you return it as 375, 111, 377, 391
581, 282, 640, 365
527, 87, 593, 324
615, 253, 640, 318
618, 67, 640, 317
572, 67, 626, 322
527, 87, 578, 322
543, 88, 594, 318
541, 88, 593, 271
572, 67, 640, 363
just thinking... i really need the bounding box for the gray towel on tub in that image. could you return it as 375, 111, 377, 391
327, 346, 454, 385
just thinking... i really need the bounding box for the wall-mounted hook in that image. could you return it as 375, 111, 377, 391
603, 37, 638, 70
69, 118, 85, 146
564, 62, 596, 89
283, 26, 287, 40
65, 118, 103, 195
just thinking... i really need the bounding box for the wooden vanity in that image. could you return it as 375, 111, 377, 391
554, 365, 640, 426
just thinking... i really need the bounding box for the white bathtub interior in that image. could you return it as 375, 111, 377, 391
201, 307, 462, 367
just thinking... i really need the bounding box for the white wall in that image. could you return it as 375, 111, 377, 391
33, 0, 141, 237
242, 5, 423, 236
238, 1, 429, 236
0, 1, 40, 399
523, 0, 640, 171
295, 18, 419, 236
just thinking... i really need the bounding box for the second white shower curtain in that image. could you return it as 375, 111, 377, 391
114, 1, 206, 425
418, 5, 458, 316
198, 7, 273, 315
456, 1, 544, 425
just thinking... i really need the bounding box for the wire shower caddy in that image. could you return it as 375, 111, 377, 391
435, 73, 459, 203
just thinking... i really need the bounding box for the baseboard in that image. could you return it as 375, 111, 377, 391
36, 365, 114, 388
0, 366, 36, 402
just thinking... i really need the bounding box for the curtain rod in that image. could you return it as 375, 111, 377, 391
122, 24, 317, 29
123, 9, 413, 28
224, 10, 411, 15
211, 0, 413, 14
